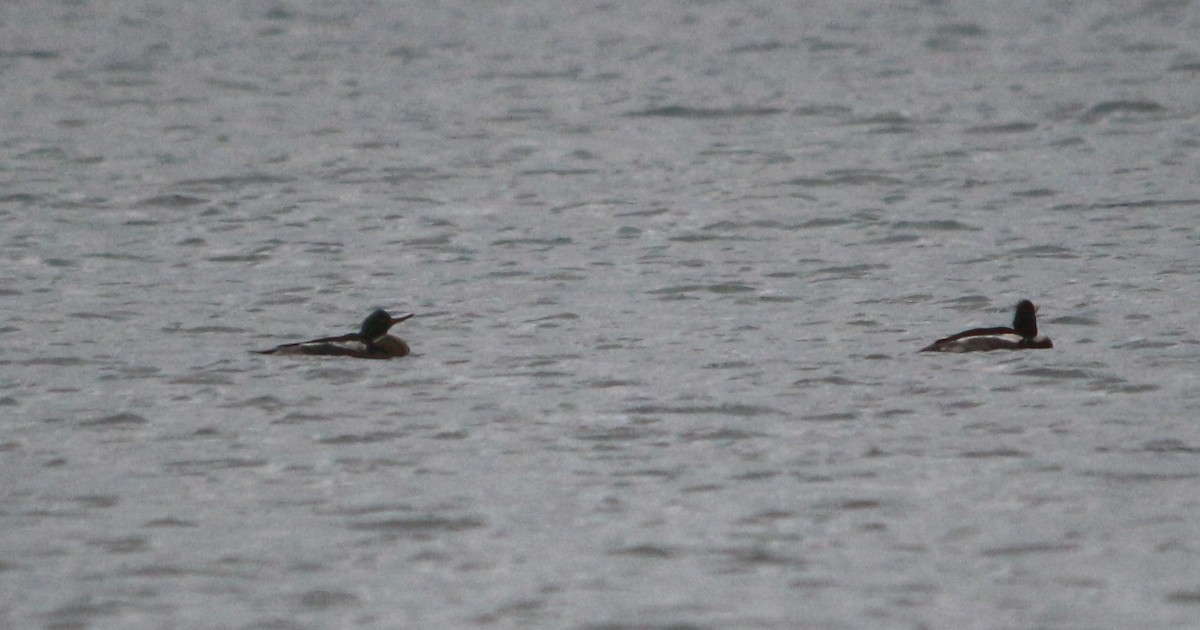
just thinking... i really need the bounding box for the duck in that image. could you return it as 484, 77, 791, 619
920, 299, 1052, 352
254, 309, 413, 359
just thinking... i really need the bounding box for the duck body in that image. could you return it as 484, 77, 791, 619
920, 299, 1052, 353
920, 332, 1052, 353
255, 310, 413, 359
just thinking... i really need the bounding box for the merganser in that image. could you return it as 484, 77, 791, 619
254, 309, 413, 359
920, 299, 1052, 352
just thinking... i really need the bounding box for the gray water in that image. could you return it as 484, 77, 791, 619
3, 1, 1200, 628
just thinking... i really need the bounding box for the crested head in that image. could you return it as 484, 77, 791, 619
1012, 299, 1038, 339
360, 309, 399, 340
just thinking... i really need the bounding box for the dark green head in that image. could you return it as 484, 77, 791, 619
359, 309, 413, 340
1012, 300, 1038, 339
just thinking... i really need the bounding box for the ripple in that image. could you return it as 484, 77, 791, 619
1050, 315, 1099, 326
623, 404, 781, 417
648, 283, 757, 295
891, 220, 978, 231
165, 458, 269, 473
1140, 439, 1200, 454
135, 194, 208, 207
1165, 591, 1200, 604
22, 356, 90, 366
576, 425, 665, 442
963, 121, 1038, 134
318, 431, 406, 445
1087, 377, 1159, 394
81, 412, 149, 427
1080, 100, 1168, 123
490, 237, 572, 249
798, 412, 858, 422
174, 173, 294, 191
623, 105, 785, 118
1011, 368, 1091, 379
609, 544, 677, 558
347, 515, 486, 534
679, 428, 766, 442
959, 449, 1029, 458
298, 590, 360, 610
1008, 245, 1079, 259
783, 170, 904, 187
812, 264, 886, 280
980, 542, 1079, 556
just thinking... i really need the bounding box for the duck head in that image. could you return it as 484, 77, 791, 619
359, 309, 413, 340
1012, 300, 1038, 339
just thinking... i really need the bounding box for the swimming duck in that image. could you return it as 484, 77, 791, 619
920, 299, 1052, 352
254, 309, 413, 359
